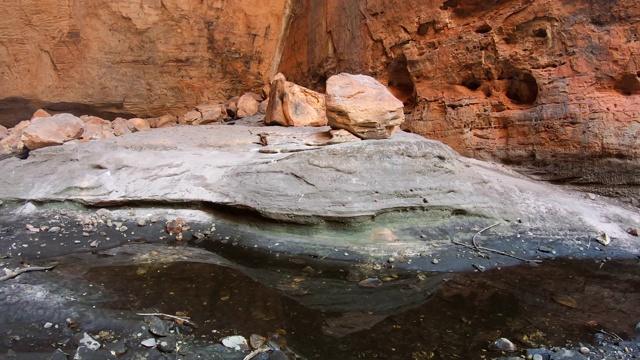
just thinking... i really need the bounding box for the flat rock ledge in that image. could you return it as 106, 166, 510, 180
0, 125, 638, 269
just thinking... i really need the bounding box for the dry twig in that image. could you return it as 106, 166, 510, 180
137, 312, 198, 329
450, 223, 542, 264
0, 265, 55, 281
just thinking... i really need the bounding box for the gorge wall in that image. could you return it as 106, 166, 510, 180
279, 0, 640, 203
0, 0, 290, 125
2, 0, 639, 202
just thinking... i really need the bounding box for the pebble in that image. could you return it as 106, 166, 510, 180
137, 219, 146, 227
104, 340, 127, 356
538, 245, 554, 253
432, 259, 439, 264
532, 355, 543, 360
250, 334, 266, 349
146, 316, 169, 337
221, 335, 249, 351
79, 332, 101, 351
0, 200, 3, 206
43, 322, 53, 328
579, 347, 589, 354
491, 337, 516, 352
119, 226, 128, 232
157, 337, 176, 353
90, 240, 99, 248
387, 257, 395, 263
358, 278, 383, 288
48, 227, 61, 233
141, 338, 157, 348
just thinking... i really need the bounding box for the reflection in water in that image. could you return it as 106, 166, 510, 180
84, 256, 640, 359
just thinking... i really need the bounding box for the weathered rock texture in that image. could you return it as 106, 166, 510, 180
21, 113, 85, 150
0, 0, 291, 127
326, 73, 404, 139
265, 73, 327, 127
278, 0, 640, 204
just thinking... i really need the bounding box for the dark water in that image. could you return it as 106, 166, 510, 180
83, 257, 640, 359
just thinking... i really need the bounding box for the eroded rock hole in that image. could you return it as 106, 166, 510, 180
475, 24, 492, 34
417, 22, 435, 36
533, 28, 548, 38
506, 73, 538, 105
387, 53, 416, 108
462, 76, 481, 91
614, 74, 640, 95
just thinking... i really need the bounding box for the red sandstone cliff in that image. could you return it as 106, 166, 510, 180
279, 0, 640, 203
1, 0, 638, 202
0, 0, 291, 125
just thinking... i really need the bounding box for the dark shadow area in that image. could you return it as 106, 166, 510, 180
0, 97, 138, 128
387, 53, 417, 108
614, 73, 640, 95
506, 72, 539, 104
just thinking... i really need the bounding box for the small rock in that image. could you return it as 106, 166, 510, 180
221, 335, 249, 351
491, 337, 516, 352
0, 200, 3, 206
104, 340, 127, 356
538, 245, 554, 253
532, 355, 543, 360
587, 193, 596, 200
49, 348, 67, 360
79, 332, 101, 351
596, 233, 610, 246
358, 278, 383, 288
249, 334, 266, 349
627, 228, 639, 236
302, 266, 315, 274
157, 337, 176, 353
432, 258, 439, 264
141, 338, 157, 348
137, 219, 146, 227
579, 347, 589, 355
146, 316, 169, 337
387, 257, 395, 263
44, 322, 53, 328
119, 226, 128, 233
550, 349, 587, 359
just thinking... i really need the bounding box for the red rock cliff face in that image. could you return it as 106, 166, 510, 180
0, 0, 291, 126
279, 0, 640, 203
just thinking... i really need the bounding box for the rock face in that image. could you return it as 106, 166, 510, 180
21, 113, 85, 150
0, 125, 638, 255
265, 73, 327, 127
326, 73, 404, 139
0, 0, 291, 127
279, 0, 640, 203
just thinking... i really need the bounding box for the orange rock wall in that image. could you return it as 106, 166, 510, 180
279, 0, 640, 201
0, 0, 290, 126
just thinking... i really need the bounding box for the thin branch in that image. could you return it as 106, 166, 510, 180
0, 266, 55, 281
450, 223, 542, 264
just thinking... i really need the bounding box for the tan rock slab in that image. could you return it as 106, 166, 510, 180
326, 73, 404, 139
236, 94, 260, 118
21, 113, 85, 150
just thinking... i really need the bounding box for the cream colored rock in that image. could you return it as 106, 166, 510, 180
236, 94, 260, 118
264, 73, 287, 125
154, 114, 178, 128
282, 84, 327, 127
81, 116, 113, 140
326, 73, 404, 139
112, 118, 132, 136
0, 125, 8, 139
128, 118, 151, 132
265, 73, 327, 127
31, 109, 52, 120
180, 110, 202, 125
21, 113, 85, 150
258, 99, 269, 114
195, 104, 226, 124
